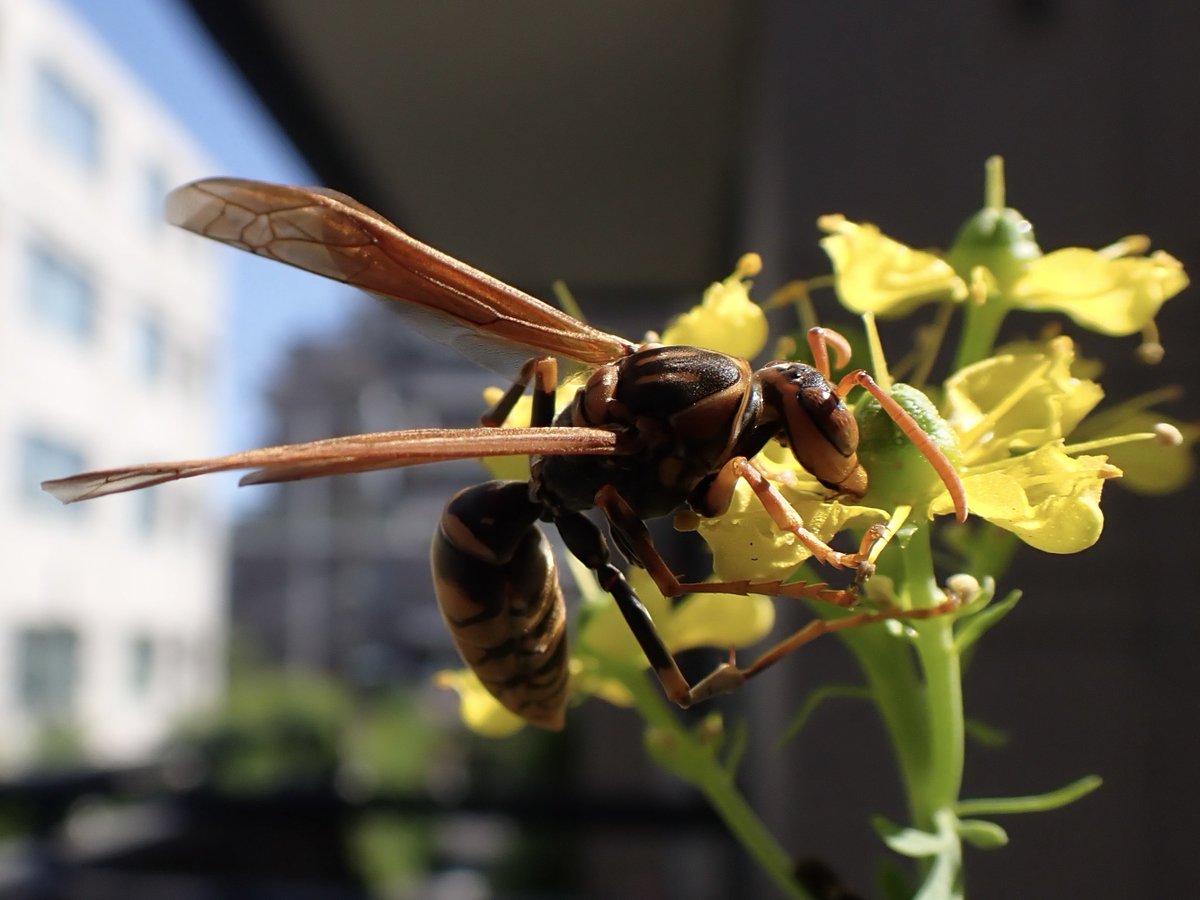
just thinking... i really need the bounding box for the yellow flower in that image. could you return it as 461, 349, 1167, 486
435, 669, 527, 738
818, 214, 969, 316
575, 562, 775, 664
1008, 246, 1187, 337
943, 337, 1103, 465
685, 454, 890, 583
928, 338, 1122, 553
818, 160, 1188, 339
931, 443, 1115, 554
696, 336, 1126, 584
1082, 414, 1197, 496
661, 253, 769, 359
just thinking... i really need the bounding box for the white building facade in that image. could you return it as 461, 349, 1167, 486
0, 0, 227, 766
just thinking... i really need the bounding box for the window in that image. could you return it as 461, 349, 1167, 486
19, 432, 84, 514
128, 634, 155, 697
27, 241, 96, 340
33, 63, 100, 168
134, 312, 164, 382
17, 626, 79, 716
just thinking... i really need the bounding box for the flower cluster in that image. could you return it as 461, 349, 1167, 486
437, 156, 1192, 899
441, 159, 1191, 733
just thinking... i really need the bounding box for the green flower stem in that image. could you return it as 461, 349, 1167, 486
984, 156, 1005, 210
839, 524, 966, 892
609, 663, 813, 900
954, 295, 1007, 371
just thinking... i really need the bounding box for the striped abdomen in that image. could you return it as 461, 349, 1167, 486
430, 480, 569, 729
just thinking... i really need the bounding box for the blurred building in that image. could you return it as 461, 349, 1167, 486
0, 0, 227, 766
230, 303, 497, 689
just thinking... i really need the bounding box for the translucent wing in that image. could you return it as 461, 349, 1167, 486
41, 426, 620, 503
166, 178, 636, 371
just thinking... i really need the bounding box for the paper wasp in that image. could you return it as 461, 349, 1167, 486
43, 179, 967, 729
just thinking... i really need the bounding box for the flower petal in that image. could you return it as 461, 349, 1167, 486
944, 337, 1103, 464
665, 589, 775, 652
1011, 248, 1188, 336
691, 479, 889, 583
576, 566, 672, 665
435, 670, 527, 737
932, 444, 1120, 554
662, 255, 768, 359
819, 214, 968, 317
1095, 414, 1198, 495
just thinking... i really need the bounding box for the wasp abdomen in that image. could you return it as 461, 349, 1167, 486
431, 481, 569, 729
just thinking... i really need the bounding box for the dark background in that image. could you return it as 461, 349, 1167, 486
181, 2, 1199, 897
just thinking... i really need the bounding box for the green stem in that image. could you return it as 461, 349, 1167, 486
954, 295, 1007, 371
984, 156, 1005, 210
839, 525, 966, 895
614, 664, 812, 900
905, 527, 965, 829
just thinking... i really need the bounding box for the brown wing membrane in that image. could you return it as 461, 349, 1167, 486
42, 427, 621, 504
166, 178, 636, 368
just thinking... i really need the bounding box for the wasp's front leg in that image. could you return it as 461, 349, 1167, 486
695, 456, 886, 574
479, 356, 560, 428
594, 483, 872, 609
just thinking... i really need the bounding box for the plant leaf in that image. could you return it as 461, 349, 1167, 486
957, 818, 1009, 849
954, 589, 1022, 656
955, 774, 1102, 816
778, 683, 872, 748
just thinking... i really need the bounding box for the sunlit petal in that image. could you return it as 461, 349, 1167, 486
662, 254, 769, 359
435, 670, 527, 737
819, 214, 968, 317
1011, 248, 1188, 336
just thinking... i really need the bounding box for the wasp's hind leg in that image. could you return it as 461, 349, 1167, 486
683, 592, 963, 705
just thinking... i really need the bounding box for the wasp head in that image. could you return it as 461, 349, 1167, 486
755, 362, 868, 499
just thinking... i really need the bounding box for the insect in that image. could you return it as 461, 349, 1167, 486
43, 179, 968, 729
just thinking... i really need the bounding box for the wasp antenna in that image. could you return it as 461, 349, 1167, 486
806, 327, 852, 378
842, 371, 968, 523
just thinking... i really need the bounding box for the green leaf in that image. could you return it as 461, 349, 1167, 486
872, 815, 951, 858
963, 717, 1009, 749
955, 774, 1102, 816
722, 717, 749, 776
954, 589, 1022, 656
957, 818, 1009, 849
777, 683, 872, 748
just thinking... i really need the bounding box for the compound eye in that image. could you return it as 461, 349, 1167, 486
798, 384, 856, 458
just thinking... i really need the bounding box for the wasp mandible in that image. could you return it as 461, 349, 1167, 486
43, 179, 967, 729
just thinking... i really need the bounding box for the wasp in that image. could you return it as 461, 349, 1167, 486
43, 179, 967, 729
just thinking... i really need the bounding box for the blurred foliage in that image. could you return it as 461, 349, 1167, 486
171, 655, 442, 893
30, 720, 87, 770
168, 649, 576, 894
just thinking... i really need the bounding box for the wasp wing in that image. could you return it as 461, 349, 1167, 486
166, 178, 636, 372
41, 426, 620, 503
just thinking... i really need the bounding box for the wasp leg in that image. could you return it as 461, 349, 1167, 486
594, 484, 866, 609
479, 356, 560, 427
696, 457, 884, 574
554, 509, 695, 706
684, 592, 963, 705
